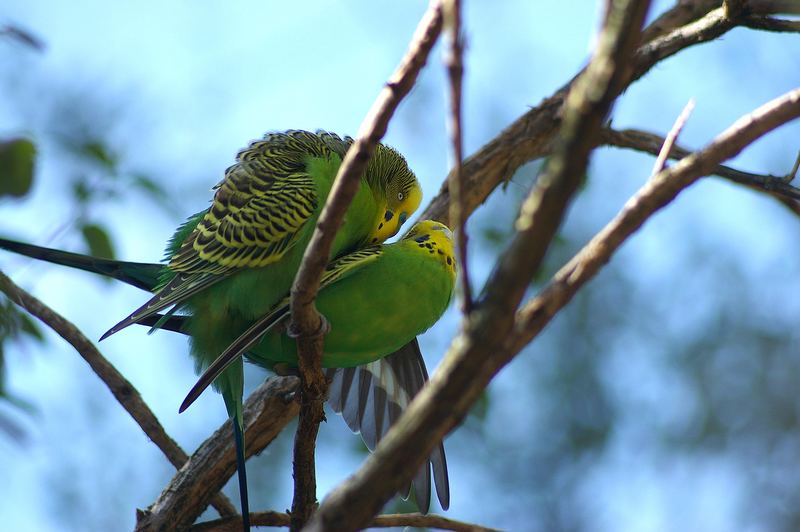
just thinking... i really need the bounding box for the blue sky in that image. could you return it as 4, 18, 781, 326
1, 2, 799, 531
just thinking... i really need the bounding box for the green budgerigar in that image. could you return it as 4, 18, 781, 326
0, 219, 454, 512
3, 130, 422, 529
154, 219, 456, 512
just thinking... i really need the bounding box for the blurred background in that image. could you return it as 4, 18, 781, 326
1, 1, 799, 530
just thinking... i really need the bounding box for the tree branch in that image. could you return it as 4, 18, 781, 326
599, 126, 800, 214
641, 0, 721, 43
651, 99, 696, 176
136, 376, 300, 532
443, 0, 472, 313
420, 0, 800, 231
286, 2, 444, 529
512, 87, 800, 352
311, 85, 800, 532
420, 0, 766, 226
0, 270, 237, 518
192, 511, 500, 532
741, 15, 800, 32
305, 1, 652, 529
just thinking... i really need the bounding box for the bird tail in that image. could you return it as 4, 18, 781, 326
0, 237, 162, 292
217, 360, 250, 531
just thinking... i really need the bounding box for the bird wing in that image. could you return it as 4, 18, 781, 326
179, 244, 384, 412
326, 337, 450, 513
101, 131, 325, 339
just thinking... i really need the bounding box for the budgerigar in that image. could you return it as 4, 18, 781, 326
157, 219, 456, 512
0, 218, 453, 512
3, 130, 422, 529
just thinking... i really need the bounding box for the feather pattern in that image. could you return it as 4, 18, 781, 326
327, 338, 450, 512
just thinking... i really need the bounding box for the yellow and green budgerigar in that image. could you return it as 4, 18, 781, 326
1, 130, 422, 528
170, 219, 455, 513
0, 219, 454, 513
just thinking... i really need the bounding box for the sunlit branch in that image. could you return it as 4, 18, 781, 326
0, 270, 238, 518
285, 1, 444, 529
443, 0, 473, 313
306, 1, 652, 529
136, 376, 300, 532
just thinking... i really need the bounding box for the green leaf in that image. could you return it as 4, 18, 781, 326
0, 138, 36, 198
132, 173, 167, 200
72, 178, 92, 203
18, 313, 44, 342
81, 140, 117, 171
81, 223, 115, 259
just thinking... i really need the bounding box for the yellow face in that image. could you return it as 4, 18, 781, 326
368, 181, 423, 244
403, 220, 457, 279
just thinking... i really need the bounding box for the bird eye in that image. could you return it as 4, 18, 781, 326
397, 192, 404, 201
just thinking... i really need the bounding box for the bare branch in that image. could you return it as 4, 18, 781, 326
512, 87, 800, 352
305, 1, 652, 529
599, 127, 800, 213
0, 270, 237, 518
420, 1, 762, 226
724, 0, 747, 17
786, 150, 800, 183
748, 0, 800, 15
136, 376, 300, 532
193, 511, 500, 532
309, 86, 799, 532
651, 99, 696, 176
741, 16, 800, 32
443, 0, 473, 313
286, 2, 444, 528
641, 0, 720, 43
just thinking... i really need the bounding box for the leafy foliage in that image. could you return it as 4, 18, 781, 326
0, 137, 36, 198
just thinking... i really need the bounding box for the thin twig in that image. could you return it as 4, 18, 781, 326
311, 86, 800, 532
749, 0, 800, 15
306, 1, 653, 530
641, 0, 720, 43
599, 127, 800, 215
420, 1, 765, 226
723, 0, 746, 17
785, 150, 800, 183
0, 270, 237, 518
135, 376, 300, 532
742, 15, 800, 32
651, 99, 696, 176
512, 88, 800, 352
192, 511, 501, 532
444, 0, 472, 313
286, 1, 444, 529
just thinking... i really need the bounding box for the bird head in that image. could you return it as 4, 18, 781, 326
403, 220, 457, 278
365, 144, 422, 244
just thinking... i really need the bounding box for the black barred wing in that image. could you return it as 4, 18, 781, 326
326, 338, 450, 514
101, 131, 348, 340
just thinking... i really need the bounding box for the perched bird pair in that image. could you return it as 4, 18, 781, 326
0, 130, 454, 528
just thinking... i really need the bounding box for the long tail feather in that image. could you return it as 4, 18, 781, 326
0, 237, 162, 291
232, 420, 251, 531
